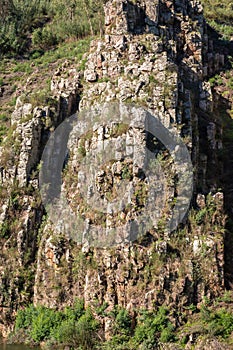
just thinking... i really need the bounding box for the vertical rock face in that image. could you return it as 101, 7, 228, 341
104, 0, 159, 35
0, 0, 227, 338
33, 0, 225, 329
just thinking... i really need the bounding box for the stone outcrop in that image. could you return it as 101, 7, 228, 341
0, 0, 229, 345
33, 0, 225, 335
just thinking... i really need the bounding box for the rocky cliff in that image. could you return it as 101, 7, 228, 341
0, 0, 231, 346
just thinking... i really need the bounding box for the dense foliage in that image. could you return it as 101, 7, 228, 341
13, 301, 176, 349
0, 0, 106, 56
13, 297, 233, 349
14, 299, 99, 348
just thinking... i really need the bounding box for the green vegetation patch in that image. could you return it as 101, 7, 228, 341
0, 0, 106, 56
14, 299, 99, 347
201, 0, 233, 40
12, 295, 233, 349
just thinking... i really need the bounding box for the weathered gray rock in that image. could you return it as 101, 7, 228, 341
33, 0, 226, 320
0, 0, 228, 342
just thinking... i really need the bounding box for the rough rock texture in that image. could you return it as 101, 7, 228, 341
0, 0, 229, 344
34, 0, 225, 336
0, 64, 80, 335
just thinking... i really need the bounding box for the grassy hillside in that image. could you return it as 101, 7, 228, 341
0, 0, 107, 56
201, 0, 233, 39
202, 0, 233, 24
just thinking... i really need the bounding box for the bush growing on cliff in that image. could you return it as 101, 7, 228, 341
132, 307, 176, 348
53, 309, 99, 349
15, 304, 63, 342
0, 0, 50, 55
14, 299, 99, 348
201, 306, 233, 339
30, 307, 63, 342
102, 306, 176, 349
114, 307, 132, 336
14, 300, 233, 348
15, 304, 37, 330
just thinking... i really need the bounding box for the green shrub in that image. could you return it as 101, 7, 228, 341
0, 114, 9, 122
0, 0, 105, 56
0, 221, 10, 239
52, 307, 99, 349
102, 334, 131, 349
132, 306, 175, 348
195, 207, 207, 225
64, 298, 85, 321
114, 308, 132, 336
32, 27, 58, 50
159, 322, 176, 343
203, 308, 233, 339
30, 49, 44, 59
15, 304, 36, 330
122, 165, 132, 180
14, 299, 99, 348
30, 307, 63, 342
